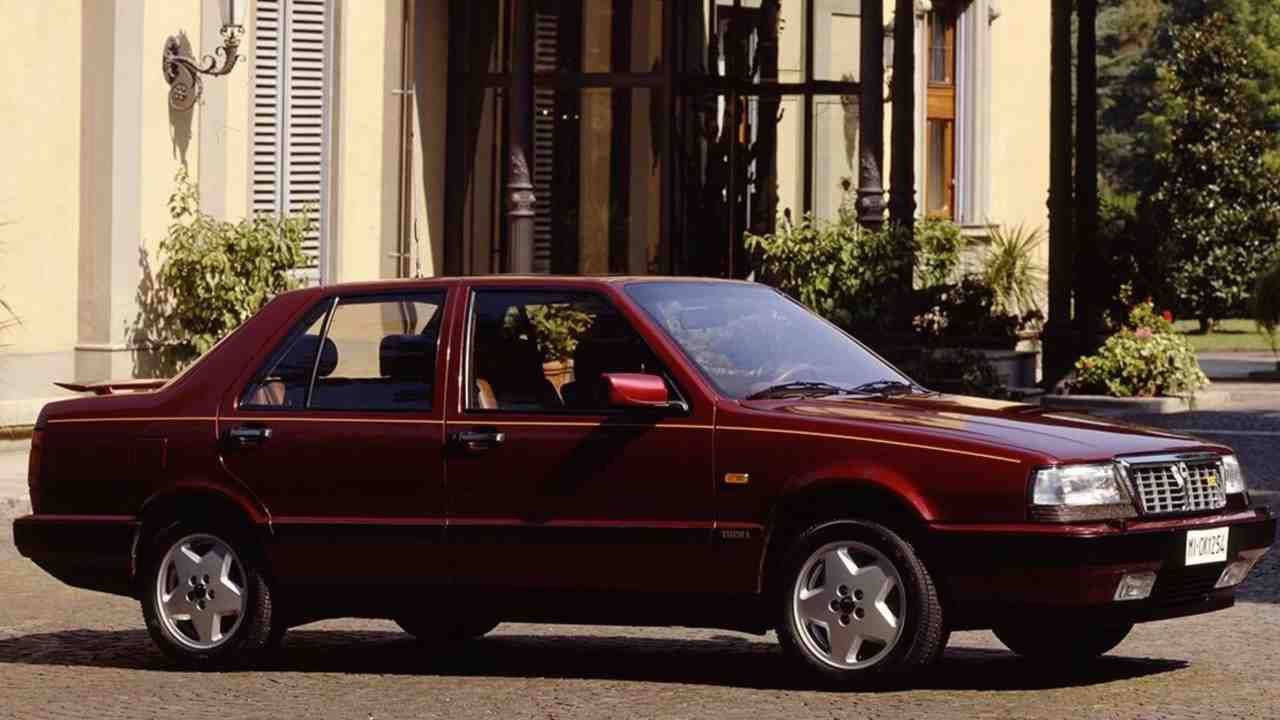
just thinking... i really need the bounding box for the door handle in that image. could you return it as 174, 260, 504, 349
225, 425, 272, 447
450, 429, 505, 454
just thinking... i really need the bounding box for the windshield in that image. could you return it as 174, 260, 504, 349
624, 282, 913, 400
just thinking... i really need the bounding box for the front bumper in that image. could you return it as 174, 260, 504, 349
13, 514, 139, 597
925, 507, 1276, 629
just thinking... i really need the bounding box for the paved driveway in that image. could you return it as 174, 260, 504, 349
1, 401, 1278, 718
0, 522, 1277, 719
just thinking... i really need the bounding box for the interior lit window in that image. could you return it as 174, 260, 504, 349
924, 5, 956, 219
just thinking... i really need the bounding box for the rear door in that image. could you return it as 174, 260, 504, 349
443, 284, 718, 592
219, 289, 453, 587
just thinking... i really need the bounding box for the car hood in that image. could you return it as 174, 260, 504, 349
742, 394, 1226, 464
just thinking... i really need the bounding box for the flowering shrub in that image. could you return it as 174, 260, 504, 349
1071, 301, 1208, 397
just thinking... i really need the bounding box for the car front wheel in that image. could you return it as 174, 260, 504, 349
776, 520, 946, 686
993, 621, 1133, 662
141, 525, 275, 667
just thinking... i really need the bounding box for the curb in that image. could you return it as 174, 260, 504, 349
1040, 391, 1233, 415
0, 426, 33, 442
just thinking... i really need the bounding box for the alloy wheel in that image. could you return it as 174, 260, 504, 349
791, 540, 906, 670
154, 533, 248, 650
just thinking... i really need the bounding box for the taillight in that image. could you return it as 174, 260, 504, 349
27, 428, 44, 512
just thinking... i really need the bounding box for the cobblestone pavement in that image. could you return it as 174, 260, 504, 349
3, 403, 1280, 719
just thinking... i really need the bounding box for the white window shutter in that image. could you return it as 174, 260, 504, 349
252, 0, 332, 284
251, 0, 284, 219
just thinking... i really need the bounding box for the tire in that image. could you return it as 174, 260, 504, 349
776, 520, 945, 687
397, 615, 500, 643
140, 523, 276, 668
993, 622, 1133, 662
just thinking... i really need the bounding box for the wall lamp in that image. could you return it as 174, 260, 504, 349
163, 0, 245, 111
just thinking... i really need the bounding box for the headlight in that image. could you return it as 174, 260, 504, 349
1221, 455, 1247, 495
1030, 463, 1136, 522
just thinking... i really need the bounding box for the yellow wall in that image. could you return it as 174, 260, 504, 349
335, 0, 402, 283
989, 0, 1051, 241
141, 0, 204, 262
0, 0, 82, 355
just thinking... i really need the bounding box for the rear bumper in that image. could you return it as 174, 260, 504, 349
12, 514, 139, 597
925, 508, 1276, 629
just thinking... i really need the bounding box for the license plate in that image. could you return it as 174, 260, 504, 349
1185, 527, 1229, 566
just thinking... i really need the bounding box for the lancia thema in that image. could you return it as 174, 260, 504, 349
14, 276, 1274, 684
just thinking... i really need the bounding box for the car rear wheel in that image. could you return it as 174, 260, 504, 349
776, 520, 946, 686
993, 621, 1133, 662
141, 524, 275, 668
397, 615, 500, 644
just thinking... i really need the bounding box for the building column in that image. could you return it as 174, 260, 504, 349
76, 0, 145, 381
856, 0, 885, 230
505, 0, 536, 274
955, 0, 994, 227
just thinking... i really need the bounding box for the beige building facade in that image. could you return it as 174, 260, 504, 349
0, 0, 1049, 425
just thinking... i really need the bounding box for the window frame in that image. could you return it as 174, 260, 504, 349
461, 287, 690, 416
924, 5, 958, 220
236, 291, 449, 414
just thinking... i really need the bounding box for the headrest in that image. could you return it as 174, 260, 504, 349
380, 333, 434, 380
276, 335, 338, 380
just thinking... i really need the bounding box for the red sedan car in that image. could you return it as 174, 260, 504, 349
13, 276, 1275, 684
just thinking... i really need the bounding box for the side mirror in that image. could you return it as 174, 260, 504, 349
600, 373, 670, 409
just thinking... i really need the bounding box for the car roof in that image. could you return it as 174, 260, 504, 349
310, 275, 757, 294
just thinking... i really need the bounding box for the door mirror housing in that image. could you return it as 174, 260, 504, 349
601, 373, 670, 409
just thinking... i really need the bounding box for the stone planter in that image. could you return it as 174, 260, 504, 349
1040, 391, 1232, 415
974, 348, 1040, 389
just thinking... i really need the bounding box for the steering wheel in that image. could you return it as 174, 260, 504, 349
744, 363, 821, 398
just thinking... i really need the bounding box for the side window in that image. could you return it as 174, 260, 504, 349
242, 293, 445, 412
468, 290, 670, 412
242, 302, 333, 409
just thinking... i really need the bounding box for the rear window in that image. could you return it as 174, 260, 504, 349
241, 292, 446, 412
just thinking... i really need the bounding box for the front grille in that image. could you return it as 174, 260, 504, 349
1126, 458, 1227, 515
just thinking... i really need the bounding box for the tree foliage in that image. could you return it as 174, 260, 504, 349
1144, 13, 1280, 325
1099, 0, 1280, 194
1253, 256, 1280, 360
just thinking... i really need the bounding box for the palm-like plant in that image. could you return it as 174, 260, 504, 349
981, 224, 1046, 319
0, 224, 18, 344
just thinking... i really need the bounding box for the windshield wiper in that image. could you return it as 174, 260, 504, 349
848, 379, 931, 397
746, 381, 851, 400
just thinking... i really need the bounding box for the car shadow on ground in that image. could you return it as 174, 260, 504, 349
0, 628, 1187, 691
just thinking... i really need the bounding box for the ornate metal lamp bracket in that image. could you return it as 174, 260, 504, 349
162, 25, 244, 112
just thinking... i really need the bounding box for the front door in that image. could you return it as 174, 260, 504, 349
444, 286, 717, 592
219, 290, 452, 587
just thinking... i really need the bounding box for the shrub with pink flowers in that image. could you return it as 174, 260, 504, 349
1071, 301, 1208, 397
